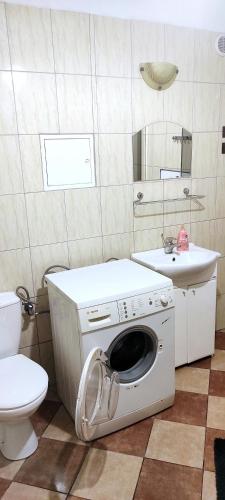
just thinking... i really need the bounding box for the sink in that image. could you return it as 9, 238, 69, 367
132, 243, 221, 285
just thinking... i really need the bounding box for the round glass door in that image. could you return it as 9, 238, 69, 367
75, 348, 119, 441
106, 326, 158, 383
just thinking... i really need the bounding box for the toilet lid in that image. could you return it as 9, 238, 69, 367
0, 355, 48, 410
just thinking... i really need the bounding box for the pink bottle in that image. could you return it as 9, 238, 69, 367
177, 225, 189, 251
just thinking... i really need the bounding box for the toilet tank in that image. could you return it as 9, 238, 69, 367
0, 292, 21, 359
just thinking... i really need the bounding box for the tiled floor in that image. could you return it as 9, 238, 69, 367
1, 332, 225, 499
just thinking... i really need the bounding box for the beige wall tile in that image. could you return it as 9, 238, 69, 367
193, 83, 220, 132
131, 20, 164, 78
13, 72, 58, 134
65, 187, 102, 240
57, 74, 93, 133
194, 30, 225, 83
216, 177, 225, 218
39, 341, 55, 384
215, 219, 225, 256
0, 248, 33, 294
97, 76, 132, 133
0, 194, 29, 251
103, 232, 134, 261
6, 4, 54, 72
0, 4, 10, 70
134, 227, 163, 252
133, 181, 163, 230
164, 81, 193, 133
165, 25, 194, 81
0, 71, 17, 133
191, 177, 216, 222
216, 293, 225, 329
192, 133, 218, 178
94, 15, 131, 77
132, 78, 163, 133
217, 257, 225, 294
71, 448, 142, 500
190, 220, 216, 250
30, 242, 69, 295
0, 135, 23, 194
219, 85, 225, 130
26, 191, 67, 246
98, 134, 132, 186
20, 312, 38, 349
68, 237, 103, 269
36, 294, 52, 343
164, 178, 191, 226
19, 135, 43, 192
52, 10, 91, 74
19, 344, 40, 364
101, 185, 133, 235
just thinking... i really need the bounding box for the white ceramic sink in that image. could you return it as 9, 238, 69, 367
132, 243, 221, 284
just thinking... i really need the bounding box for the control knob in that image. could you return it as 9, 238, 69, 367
160, 294, 168, 307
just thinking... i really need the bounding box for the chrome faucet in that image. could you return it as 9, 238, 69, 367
161, 233, 177, 254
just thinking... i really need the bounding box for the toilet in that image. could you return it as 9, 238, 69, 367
0, 292, 48, 460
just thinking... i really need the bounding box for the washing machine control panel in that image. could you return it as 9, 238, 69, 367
117, 286, 174, 322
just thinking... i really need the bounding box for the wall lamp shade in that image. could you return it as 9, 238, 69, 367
139, 62, 179, 90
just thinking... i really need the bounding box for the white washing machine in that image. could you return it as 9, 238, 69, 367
46, 259, 175, 441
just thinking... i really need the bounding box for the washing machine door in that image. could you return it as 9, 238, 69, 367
75, 347, 120, 441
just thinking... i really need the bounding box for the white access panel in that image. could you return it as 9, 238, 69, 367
40, 134, 95, 190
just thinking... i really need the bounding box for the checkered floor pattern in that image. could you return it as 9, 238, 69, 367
1, 331, 225, 500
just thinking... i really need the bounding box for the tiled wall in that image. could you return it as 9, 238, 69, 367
0, 2, 225, 383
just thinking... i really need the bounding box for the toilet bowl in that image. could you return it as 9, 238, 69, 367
0, 354, 48, 460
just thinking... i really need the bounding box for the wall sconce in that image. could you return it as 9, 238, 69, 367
139, 62, 179, 91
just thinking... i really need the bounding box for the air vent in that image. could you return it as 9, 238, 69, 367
215, 34, 225, 56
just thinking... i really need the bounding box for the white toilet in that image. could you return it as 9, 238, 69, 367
0, 292, 48, 460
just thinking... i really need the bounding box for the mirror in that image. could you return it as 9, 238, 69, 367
133, 121, 192, 182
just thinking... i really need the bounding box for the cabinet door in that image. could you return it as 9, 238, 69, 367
174, 287, 188, 367
187, 280, 216, 363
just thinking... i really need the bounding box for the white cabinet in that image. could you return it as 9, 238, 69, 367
175, 278, 216, 367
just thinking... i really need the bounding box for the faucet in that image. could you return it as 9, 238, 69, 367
161, 233, 177, 254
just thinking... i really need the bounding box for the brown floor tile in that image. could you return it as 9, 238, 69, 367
134, 459, 202, 500
43, 405, 86, 445
215, 331, 225, 350
14, 438, 87, 494
209, 370, 225, 397
92, 417, 154, 457
189, 356, 212, 369
204, 428, 225, 472
0, 479, 11, 498
2, 482, 66, 499
71, 448, 142, 500
31, 400, 61, 437
146, 420, 205, 468
155, 390, 208, 426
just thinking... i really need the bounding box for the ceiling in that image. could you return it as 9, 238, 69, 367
4, 0, 225, 32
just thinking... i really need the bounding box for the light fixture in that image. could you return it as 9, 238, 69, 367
139, 62, 179, 91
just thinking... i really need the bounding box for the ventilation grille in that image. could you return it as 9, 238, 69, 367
216, 34, 225, 56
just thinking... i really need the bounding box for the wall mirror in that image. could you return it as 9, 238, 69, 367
133, 121, 192, 182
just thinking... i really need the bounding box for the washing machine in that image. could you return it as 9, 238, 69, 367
46, 259, 175, 441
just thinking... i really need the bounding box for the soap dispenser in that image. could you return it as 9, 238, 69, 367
177, 225, 189, 251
